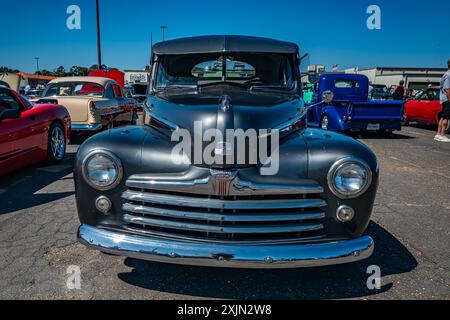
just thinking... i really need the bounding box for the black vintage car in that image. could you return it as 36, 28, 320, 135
75, 35, 378, 268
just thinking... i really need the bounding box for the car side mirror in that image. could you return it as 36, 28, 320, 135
0, 109, 21, 121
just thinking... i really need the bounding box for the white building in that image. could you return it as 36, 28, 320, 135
345, 67, 446, 90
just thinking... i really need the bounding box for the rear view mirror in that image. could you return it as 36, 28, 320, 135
0, 109, 21, 121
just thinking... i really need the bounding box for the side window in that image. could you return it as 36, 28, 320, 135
104, 85, 115, 99
0, 90, 22, 114
335, 79, 360, 88
113, 85, 122, 97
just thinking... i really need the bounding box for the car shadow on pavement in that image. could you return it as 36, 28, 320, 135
0, 151, 76, 215
352, 132, 415, 140
117, 222, 417, 299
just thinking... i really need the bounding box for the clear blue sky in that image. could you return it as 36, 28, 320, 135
1, 0, 449, 73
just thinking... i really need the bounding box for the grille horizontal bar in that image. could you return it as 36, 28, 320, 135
123, 214, 323, 234
126, 175, 324, 196
122, 190, 327, 210
122, 203, 325, 222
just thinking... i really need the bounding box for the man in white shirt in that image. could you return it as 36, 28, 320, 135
435, 59, 450, 142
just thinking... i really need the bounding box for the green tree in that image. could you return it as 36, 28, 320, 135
88, 64, 107, 73
69, 66, 89, 76
36, 70, 53, 76
54, 66, 67, 77
0, 66, 20, 73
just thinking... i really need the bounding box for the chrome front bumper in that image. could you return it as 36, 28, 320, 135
78, 224, 374, 269
71, 123, 103, 131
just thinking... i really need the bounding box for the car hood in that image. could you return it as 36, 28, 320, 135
148, 91, 305, 134
146, 90, 306, 168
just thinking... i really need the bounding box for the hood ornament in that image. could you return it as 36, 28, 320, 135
220, 95, 231, 112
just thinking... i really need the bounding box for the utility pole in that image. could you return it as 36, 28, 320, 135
96, 0, 102, 70
34, 57, 40, 74
160, 25, 168, 41
149, 32, 153, 66
34, 57, 40, 85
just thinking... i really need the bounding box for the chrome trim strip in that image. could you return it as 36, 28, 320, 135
232, 179, 324, 195
123, 214, 323, 234
126, 174, 324, 195
78, 224, 374, 269
124, 225, 328, 245
122, 203, 325, 222
122, 190, 327, 210
71, 123, 103, 131
148, 111, 179, 131
271, 110, 307, 133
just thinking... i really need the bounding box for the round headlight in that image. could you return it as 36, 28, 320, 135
82, 150, 123, 190
328, 158, 372, 198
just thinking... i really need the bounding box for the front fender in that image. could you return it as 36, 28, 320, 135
304, 129, 379, 237
321, 106, 347, 131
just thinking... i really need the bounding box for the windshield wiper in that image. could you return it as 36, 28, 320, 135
198, 82, 250, 90
157, 85, 198, 92
250, 85, 293, 92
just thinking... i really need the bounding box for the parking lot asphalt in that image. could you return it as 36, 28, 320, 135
0, 124, 449, 300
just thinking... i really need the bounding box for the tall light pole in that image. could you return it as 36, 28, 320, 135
96, 0, 102, 70
160, 25, 168, 41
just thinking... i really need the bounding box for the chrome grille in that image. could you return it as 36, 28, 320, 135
121, 173, 327, 243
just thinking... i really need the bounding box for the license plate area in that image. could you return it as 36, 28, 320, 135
367, 123, 380, 131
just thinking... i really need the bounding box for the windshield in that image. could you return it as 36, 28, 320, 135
155, 53, 295, 91
372, 85, 388, 93
44, 82, 104, 97
418, 90, 439, 100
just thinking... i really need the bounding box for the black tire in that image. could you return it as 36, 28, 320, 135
320, 115, 329, 130
46, 122, 66, 164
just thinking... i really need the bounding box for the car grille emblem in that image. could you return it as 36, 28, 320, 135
210, 170, 237, 196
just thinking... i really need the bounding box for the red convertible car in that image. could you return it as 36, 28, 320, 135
0, 86, 71, 176
404, 87, 450, 133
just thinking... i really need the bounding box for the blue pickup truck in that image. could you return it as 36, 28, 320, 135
304, 74, 403, 135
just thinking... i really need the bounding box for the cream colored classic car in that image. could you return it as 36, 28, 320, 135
41, 77, 137, 131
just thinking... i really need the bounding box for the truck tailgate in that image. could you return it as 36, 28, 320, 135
351, 100, 403, 120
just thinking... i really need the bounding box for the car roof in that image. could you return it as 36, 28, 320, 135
48, 76, 116, 86
152, 35, 299, 55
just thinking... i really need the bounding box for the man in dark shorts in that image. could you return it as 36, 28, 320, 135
435, 59, 450, 142
392, 80, 406, 100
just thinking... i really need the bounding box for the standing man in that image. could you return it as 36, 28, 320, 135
392, 80, 406, 100
435, 59, 450, 142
